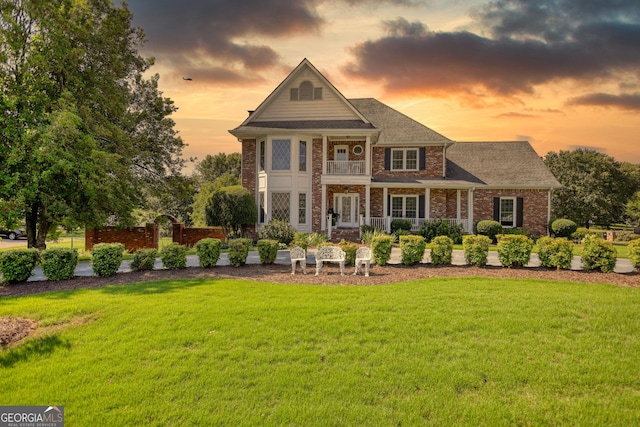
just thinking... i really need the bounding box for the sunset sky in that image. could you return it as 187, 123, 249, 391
127, 0, 640, 171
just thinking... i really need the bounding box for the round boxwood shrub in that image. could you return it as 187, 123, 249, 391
628, 239, 640, 271
371, 235, 394, 266
257, 239, 279, 264
551, 219, 578, 238
228, 238, 252, 267
463, 235, 492, 267
581, 235, 617, 273
130, 248, 158, 271
195, 238, 222, 268
391, 219, 412, 233
41, 248, 79, 280
337, 240, 358, 266
0, 248, 40, 284
476, 220, 503, 243
430, 236, 453, 265
160, 243, 188, 270
399, 235, 426, 266
537, 237, 574, 270
496, 234, 534, 267
91, 243, 124, 277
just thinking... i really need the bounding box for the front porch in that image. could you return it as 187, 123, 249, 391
368, 217, 470, 233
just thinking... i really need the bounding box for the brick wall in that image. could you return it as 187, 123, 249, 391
85, 226, 157, 252
241, 139, 257, 196
311, 138, 323, 231
172, 224, 226, 246
473, 189, 550, 237
372, 146, 444, 179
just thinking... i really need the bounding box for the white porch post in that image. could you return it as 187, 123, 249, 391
321, 184, 327, 230
322, 135, 327, 175
383, 187, 388, 232
365, 136, 371, 176
468, 188, 474, 233
365, 184, 370, 225
425, 188, 430, 220
456, 190, 461, 220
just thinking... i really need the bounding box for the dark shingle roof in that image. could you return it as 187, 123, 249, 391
243, 120, 375, 130
446, 141, 561, 187
349, 98, 451, 144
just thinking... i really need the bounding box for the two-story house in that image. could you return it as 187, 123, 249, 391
229, 59, 561, 240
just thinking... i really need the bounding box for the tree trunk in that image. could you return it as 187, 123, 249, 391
25, 203, 39, 249
24, 201, 51, 250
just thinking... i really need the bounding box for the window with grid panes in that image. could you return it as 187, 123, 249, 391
271, 192, 290, 221
272, 139, 290, 170
298, 193, 306, 224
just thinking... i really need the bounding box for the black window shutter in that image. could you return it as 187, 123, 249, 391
493, 197, 500, 221
516, 197, 524, 227
419, 147, 426, 170
384, 148, 391, 170
419, 195, 425, 218
387, 194, 391, 216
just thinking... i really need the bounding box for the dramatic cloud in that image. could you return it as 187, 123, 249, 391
343, 0, 640, 108
567, 92, 640, 111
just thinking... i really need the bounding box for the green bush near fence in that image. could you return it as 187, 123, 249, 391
41, 248, 79, 280
228, 238, 252, 267
91, 243, 125, 277
195, 238, 222, 268
629, 239, 640, 270
463, 235, 492, 267
399, 235, 426, 266
0, 248, 40, 284
160, 243, 188, 270
130, 248, 158, 271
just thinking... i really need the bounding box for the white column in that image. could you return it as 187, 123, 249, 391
321, 184, 327, 230
365, 135, 371, 176
383, 187, 388, 231
365, 184, 371, 225
456, 190, 461, 220
322, 135, 327, 175
425, 188, 430, 220
468, 188, 474, 233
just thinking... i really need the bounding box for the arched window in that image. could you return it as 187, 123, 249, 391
299, 80, 313, 100
290, 80, 323, 101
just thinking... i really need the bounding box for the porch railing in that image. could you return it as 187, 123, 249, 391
326, 160, 366, 175
368, 217, 471, 233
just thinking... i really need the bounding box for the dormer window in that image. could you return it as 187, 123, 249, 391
290, 80, 322, 101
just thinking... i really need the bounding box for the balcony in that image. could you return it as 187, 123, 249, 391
326, 160, 366, 175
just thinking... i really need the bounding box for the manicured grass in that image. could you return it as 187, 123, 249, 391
1, 278, 640, 425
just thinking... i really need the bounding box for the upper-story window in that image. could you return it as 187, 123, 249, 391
290, 80, 322, 101
391, 148, 418, 171
272, 139, 291, 170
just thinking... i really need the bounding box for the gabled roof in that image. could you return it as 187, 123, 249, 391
446, 141, 561, 188
349, 98, 451, 146
237, 58, 369, 127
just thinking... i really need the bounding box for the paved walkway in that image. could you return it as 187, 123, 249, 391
26, 248, 635, 282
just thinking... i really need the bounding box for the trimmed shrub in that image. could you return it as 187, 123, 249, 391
361, 228, 386, 245
257, 220, 296, 245
628, 239, 640, 270
195, 238, 222, 268
257, 239, 279, 264
476, 220, 503, 243
419, 219, 464, 244
551, 219, 578, 238
0, 248, 39, 284
41, 248, 79, 280
537, 237, 574, 270
290, 233, 309, 251
337, 240, 358, 266
393, 229, 411, 243
390, 219, 412, 233
371, 235, 394, 266
581, 235, 617, 273
496, 234, 534, 267
91, 243, 124, 277
160, 243, 188, 270
228, 238, 251, 267
130, 248, 158, 271
463, 235, 491, 267
399, 235, 426, 266
571, 227, 598, 242
430, 236, 453, 266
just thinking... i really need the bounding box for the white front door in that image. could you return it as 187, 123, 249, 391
335, 194, 359, 227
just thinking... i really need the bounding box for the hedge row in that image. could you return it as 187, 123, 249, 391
2, 236, 639, 285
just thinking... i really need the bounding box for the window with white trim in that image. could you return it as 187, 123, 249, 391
299, 140, 307, 172
298, 193, 307, 224
259, 140, 265, 171
499, 197, 515, 227
391, 149, 418, 171
258, 192, 265, 224
272, 139, 290, 170
272, 192, 290, 221
391, 195, 418, 218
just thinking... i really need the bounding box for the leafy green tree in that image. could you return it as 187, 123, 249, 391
205, 185, 257, 238
194, 153, 241, 185
0, 0, 184, 248
191, 173, 239, 226
544, 149, 637, 228
626, 192, 640, 226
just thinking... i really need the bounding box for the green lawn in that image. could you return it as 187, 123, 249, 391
1, 278, 640, 425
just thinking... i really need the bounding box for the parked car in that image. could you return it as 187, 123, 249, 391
0, 228, 24, 240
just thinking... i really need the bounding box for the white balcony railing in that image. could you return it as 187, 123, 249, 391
326, 160, 366, 175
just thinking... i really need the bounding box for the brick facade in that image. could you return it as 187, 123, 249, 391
473, 189, 550, 237
311, 138, 323, 231
241, 139, 257, 196
372, 146, 444, 179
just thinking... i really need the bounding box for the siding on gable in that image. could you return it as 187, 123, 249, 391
255, 72, 361, 121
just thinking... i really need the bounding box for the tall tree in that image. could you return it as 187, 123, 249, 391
194, 153, 241, 185
0, 0, 184, 248
205, 185, 257, 238
544, 149, 636, 228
